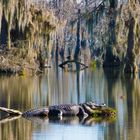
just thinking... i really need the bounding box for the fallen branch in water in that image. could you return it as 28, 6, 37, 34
59, 60, 88, 70
0, 107, 22, 116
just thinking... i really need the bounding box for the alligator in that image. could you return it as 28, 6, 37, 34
0, 102, 116, 119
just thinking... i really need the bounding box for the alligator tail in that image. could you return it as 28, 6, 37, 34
0, 107, 22, 116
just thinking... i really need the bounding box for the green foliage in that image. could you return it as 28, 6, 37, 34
89, 60, 97, 68
91, 107, 117, 119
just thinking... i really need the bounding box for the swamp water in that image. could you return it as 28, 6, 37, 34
0, 68, 140, 140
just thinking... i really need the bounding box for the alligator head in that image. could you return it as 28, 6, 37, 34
84, 102, 116, 118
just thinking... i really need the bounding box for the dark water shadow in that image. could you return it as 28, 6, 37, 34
103, 68, 121, 107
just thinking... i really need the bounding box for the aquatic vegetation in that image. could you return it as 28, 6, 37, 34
91, 107, 117, 118
88, 108, 117, 123
89, 60, 97, 70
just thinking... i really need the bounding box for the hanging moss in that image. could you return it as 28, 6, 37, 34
0, 0, 62, 74
0, 0, 58, 49
116, 0, 140, 73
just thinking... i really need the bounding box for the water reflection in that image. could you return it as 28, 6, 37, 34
0, 117, 32, 140
0, 68, 140, 140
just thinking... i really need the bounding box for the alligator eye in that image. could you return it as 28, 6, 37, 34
101, 103, 106, 107
85, 103, 91, 107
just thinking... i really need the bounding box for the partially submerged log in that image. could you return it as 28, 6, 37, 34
0, 107, 22, 116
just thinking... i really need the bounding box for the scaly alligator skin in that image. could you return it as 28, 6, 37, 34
0, 102, 116, 118
22, 102, 114, 118
22, 104, 86, 117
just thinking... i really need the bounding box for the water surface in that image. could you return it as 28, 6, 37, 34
0, 68, 140, 140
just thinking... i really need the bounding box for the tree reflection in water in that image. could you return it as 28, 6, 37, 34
0, 68, 140, 140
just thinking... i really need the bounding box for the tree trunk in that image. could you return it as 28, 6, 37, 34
7, 23, 11, 49
109, 0, 117, 8
85, 0, 88, 6
103, 0, 120, 68
1, 12, 7, 46
74, 9, 81, 61
124, 17, 138, 73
